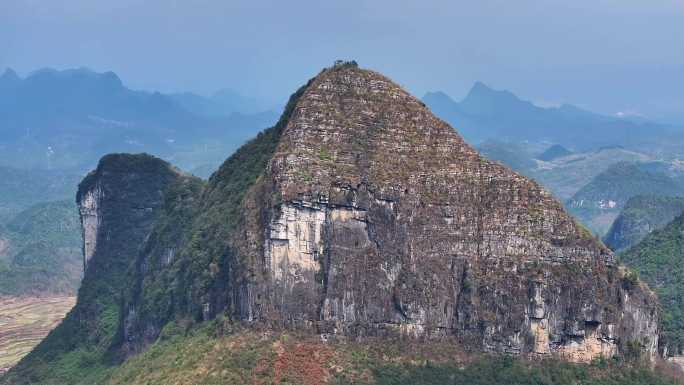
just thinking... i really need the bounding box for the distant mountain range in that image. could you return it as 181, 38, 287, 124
169, 88, 275, 117
0, 67, 278, 172
423, 83, 682, 151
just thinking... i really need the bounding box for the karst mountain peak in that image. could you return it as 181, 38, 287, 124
4, 62, 663, 384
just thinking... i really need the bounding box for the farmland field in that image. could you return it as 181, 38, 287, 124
0, 296, 75, 374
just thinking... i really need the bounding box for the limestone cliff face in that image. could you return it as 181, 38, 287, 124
76, 154, 184, 277
5, 154, 188, 383
119, 64, 659, 363
47, 154, 184, 351
233, 64, 659, 361
78, 182, 102, 270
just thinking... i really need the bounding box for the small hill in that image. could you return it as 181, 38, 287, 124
533, 146, 652, 200
537, 144, 573, 161
567, 162, 684, 235
0, 200, 82, 296
621, 214, 684, 355
604, 195, 684, 251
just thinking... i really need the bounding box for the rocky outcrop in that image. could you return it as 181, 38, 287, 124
6, 154, 187, 380
114, 63, 661, 363
78, 183, 102, 270
76, 154, 184, 275
229, 64, 657, 362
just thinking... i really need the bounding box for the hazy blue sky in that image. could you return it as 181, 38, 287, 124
2, 0, 683, 122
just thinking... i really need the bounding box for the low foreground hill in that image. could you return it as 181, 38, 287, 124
3, 63, 675, 384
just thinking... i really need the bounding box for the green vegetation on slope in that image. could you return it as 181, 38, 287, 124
568, 162, 684, 235
533, 147, 652, 201
620, 214, 684, 354
0, 200, 81, 295
4, 154, 186, 385
570, 162, 682, 207
604, 195, 684, 251
19, 322, 676, 385
123, 73, 316, 349
3, 75, 316, 385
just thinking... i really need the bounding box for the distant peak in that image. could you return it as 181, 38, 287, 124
24, 67, 124, 89
537, 144, 573, 161
1, 67, 20, 82
466, 81, 514, 99
460, 81, 531, 114
471, 81, 492, 92
422, 91, 456, 103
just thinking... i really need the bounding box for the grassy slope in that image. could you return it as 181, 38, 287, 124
96, 323, 682, 385
620, 214, 684, 354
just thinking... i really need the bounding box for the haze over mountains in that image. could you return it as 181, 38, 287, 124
3, 62, 668, 385
4, 65, 682, 177
423, 83, 682, 152
0, 67, 278, 173
3, 63, 684, 382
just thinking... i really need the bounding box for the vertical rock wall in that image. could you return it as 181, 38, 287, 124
78, 184, 102, 270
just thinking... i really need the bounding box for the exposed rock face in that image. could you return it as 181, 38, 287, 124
86, 64, 661, 366
8, 154, 186, 374
76, 154, 183, 277
78, 184, 102, 270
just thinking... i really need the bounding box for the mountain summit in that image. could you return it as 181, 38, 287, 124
6, 63, 661, 384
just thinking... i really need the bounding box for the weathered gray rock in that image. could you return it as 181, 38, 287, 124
119, 63, 660, 362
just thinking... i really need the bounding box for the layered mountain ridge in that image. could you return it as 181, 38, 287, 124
4, 63, 663, 384
422, 84, 676, 151
0, 67, 277, 172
